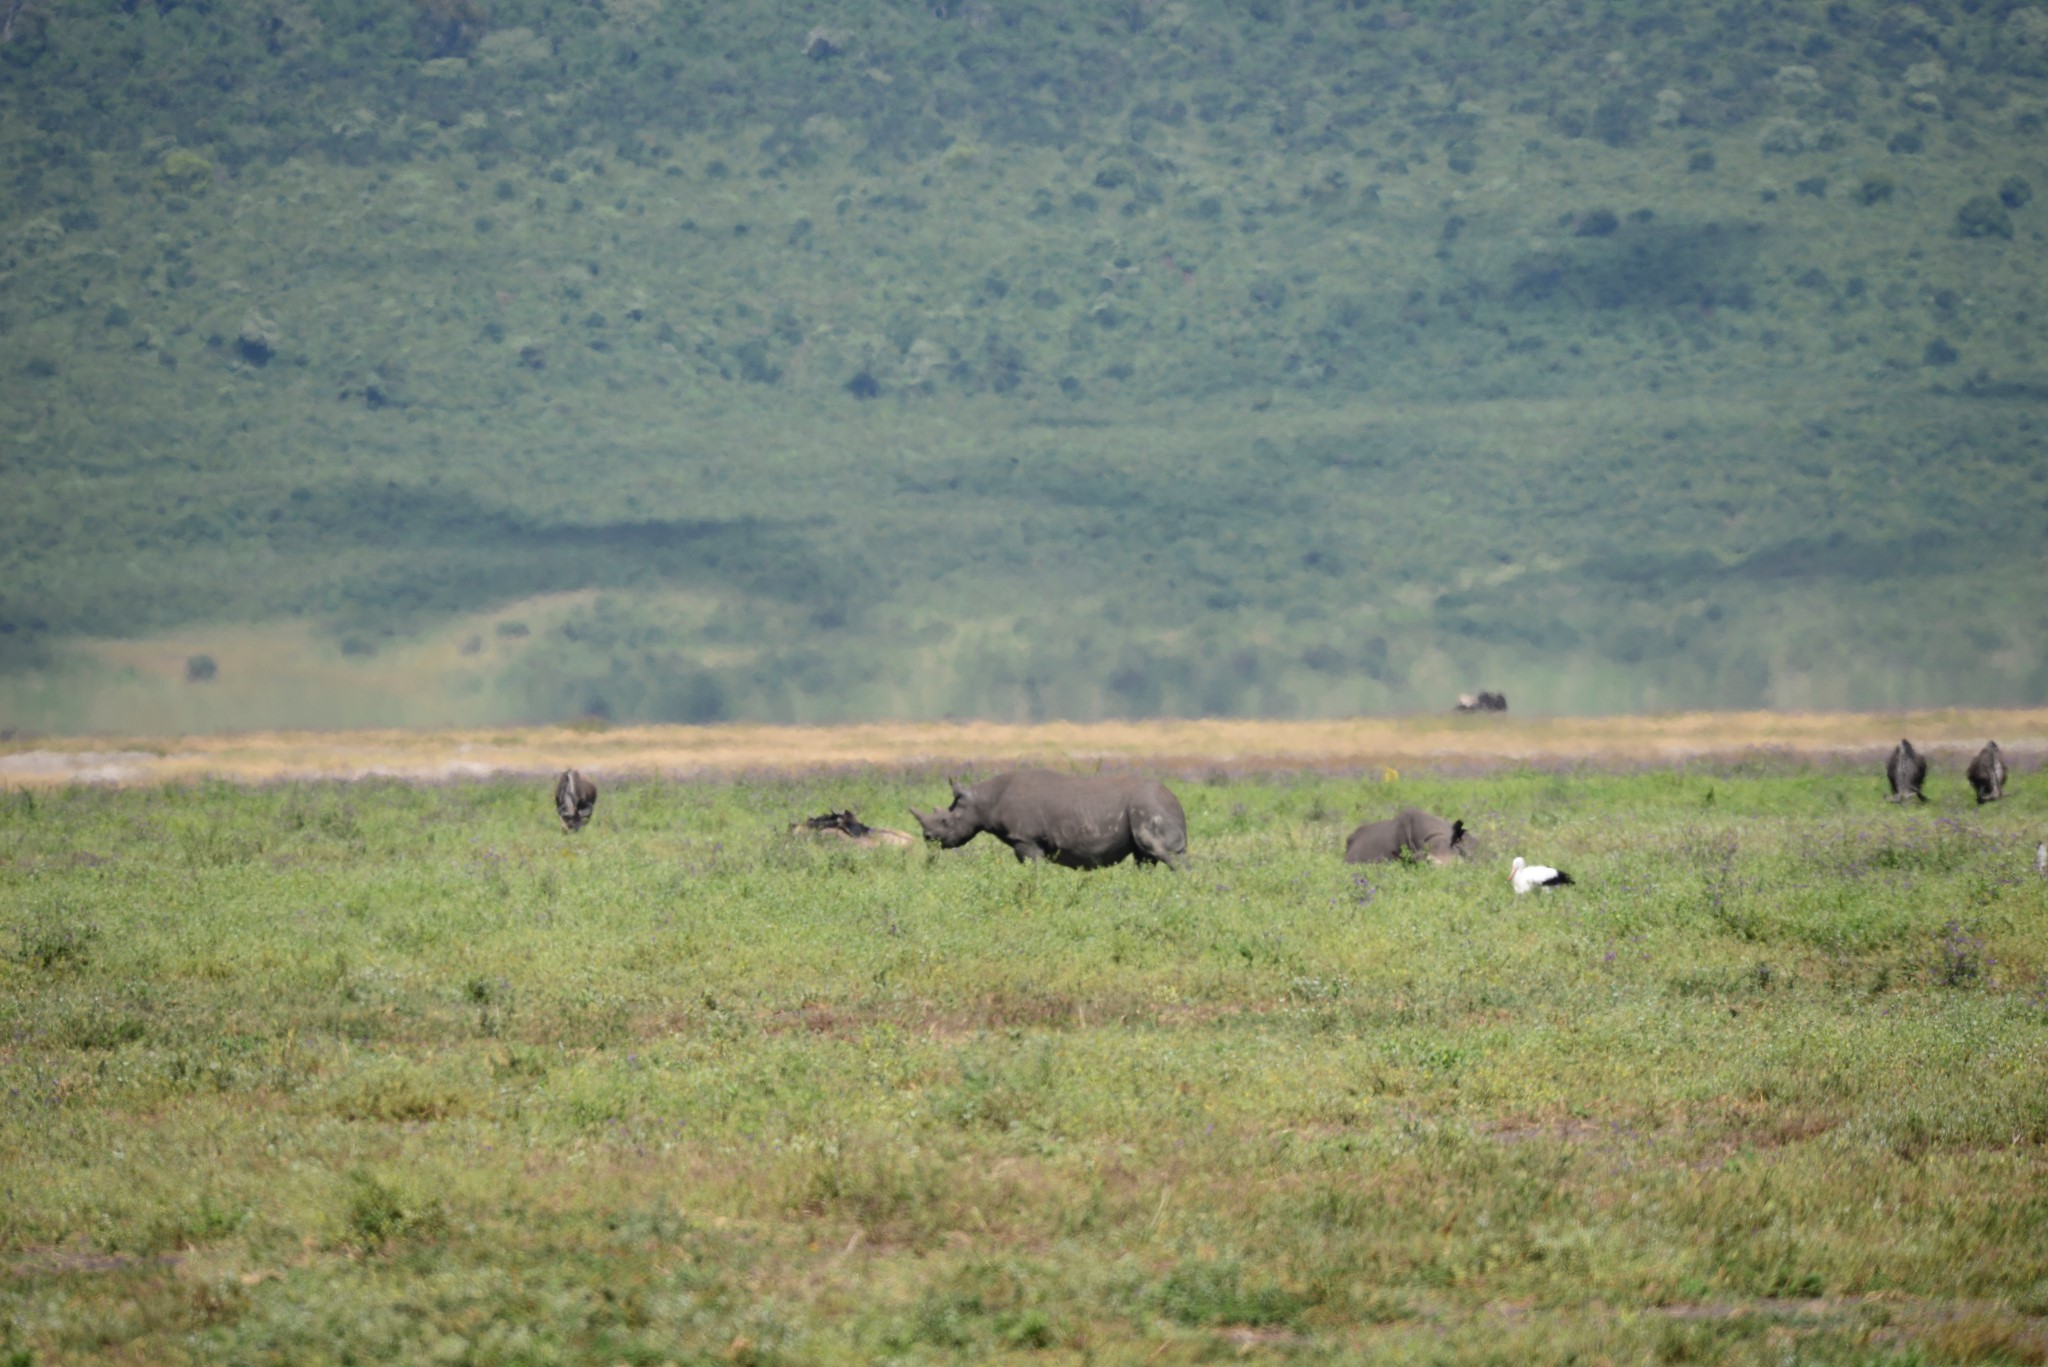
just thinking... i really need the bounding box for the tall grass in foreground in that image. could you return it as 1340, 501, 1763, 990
2, 761, 2047, 1364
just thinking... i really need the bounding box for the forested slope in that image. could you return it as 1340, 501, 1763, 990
2, 0, 2045, 727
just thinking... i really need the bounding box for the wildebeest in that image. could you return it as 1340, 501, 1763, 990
554, 769, 598, 832
1343, 808, 1473, 865
790, 809, 916, 848
1967, 741, 2007, 805
910, 771, 1188, 869
1456, 691, 1509, 713
1886, 739, 1928, 803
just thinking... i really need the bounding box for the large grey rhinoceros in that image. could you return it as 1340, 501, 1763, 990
1342, 807, 1471, 865
910, 771, 1188, 869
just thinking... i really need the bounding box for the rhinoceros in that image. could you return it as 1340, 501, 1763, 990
1967, 741, 2007, 805
790, 809, 916, 848
1343, 807, 1472, 865
554, 769, 598, 832
1886, 739, 1928, 803
910, 771, 1187, 869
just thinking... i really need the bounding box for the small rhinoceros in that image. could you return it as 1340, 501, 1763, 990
1342, 807, 1472, 865
554, 769, 598, 832
910, 770, 1187, 869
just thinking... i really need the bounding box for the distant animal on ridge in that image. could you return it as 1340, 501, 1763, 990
1886, 739, 1928, 803
1967, 741, 2007, 805
911, 770, 1187, 869
1343, 808, 1473, 866
554, 769, 598, 832
1510, 856, 1574, 894
1456, 691, 1509, 713
790, 809, 916, 848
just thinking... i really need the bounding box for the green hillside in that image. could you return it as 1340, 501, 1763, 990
2, 0, 2045, 727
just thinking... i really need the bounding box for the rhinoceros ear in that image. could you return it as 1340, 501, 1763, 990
949, 777, 968, 800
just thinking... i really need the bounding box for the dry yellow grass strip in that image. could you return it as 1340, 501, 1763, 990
2, 708, 2044, 788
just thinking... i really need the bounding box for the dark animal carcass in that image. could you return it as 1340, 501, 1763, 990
910, 771, 1188, 869
1455, 691, 1509, 713
554, 768, 598, 832
1343, 808, 1473, 865
1967, 741, 2007, 805
1886, 739, 1928, 803
790, 809, 916, 848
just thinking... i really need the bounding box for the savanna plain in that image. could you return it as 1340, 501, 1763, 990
5, 720, 2048, 1364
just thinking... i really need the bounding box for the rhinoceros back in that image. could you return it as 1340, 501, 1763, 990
1344, 816, 1402, 864
1344, 807, 1463, 864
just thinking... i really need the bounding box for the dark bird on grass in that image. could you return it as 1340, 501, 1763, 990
1511, 856, 1574, 894
1886, 739, 1928, 803
1967, 741, 2007, 805
790, 809, 915, 848
554, 769, 598, 833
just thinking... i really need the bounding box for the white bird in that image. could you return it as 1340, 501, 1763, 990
2037, 842, 2047, 877
1511, 856, 1575, 894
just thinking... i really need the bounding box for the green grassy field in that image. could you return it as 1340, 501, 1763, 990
4, 757, 2047, 1363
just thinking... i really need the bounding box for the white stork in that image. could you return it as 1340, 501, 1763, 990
1511, 856, 1574, 894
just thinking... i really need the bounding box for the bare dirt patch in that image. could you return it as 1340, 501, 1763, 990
3, 709, 2046, 788
1654, 1295, 1871, 1322
0, 749, 163, 783
6, 1241, 181, 1279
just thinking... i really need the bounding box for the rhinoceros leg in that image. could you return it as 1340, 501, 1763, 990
1007, 837, 1048, 863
